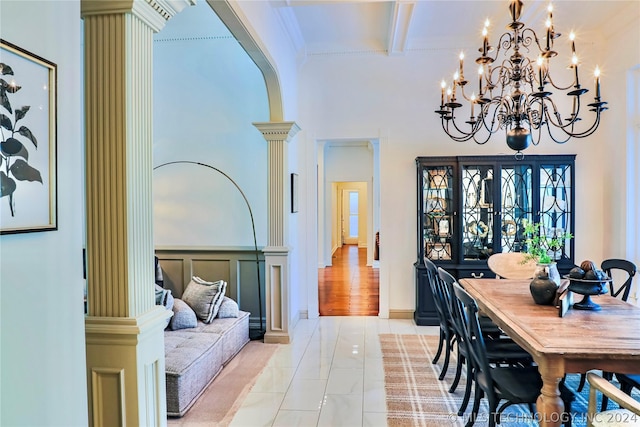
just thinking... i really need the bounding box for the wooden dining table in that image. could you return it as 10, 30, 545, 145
459, 277, 640, 427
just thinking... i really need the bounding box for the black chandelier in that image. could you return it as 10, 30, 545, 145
435, 0, 607, 156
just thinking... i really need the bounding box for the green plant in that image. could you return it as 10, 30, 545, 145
0, 61, 43, 216
521, 219, 573, 264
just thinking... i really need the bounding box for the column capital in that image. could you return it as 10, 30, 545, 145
81, 0, 195, 32
253, 121, 301, 143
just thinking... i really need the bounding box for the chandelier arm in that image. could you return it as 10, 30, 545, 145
554, 111, 604, 140
481, 100, 507, 134
472, 131, 493, 145
530, 125, 543, 146
539, 105, 599, 143
458, 84, 474, 103
520, 28, 540, 52
441, 116, 477, 142
540, 97, 566, 129
498, 31, 515, 54
546, 72, 579, 92
543, 119, 575, 144
449, 112, 481, 136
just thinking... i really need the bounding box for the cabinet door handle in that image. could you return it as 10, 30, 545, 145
471, 272, 484, 279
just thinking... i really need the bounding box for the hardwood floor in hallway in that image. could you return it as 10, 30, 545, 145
318, 244, 379, 316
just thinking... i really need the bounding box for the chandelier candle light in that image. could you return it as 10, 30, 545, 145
435, 1, 607, 157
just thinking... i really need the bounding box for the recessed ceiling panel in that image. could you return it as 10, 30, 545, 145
290, 2, 393, 53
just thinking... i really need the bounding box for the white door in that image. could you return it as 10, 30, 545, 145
342, 189, 359, 245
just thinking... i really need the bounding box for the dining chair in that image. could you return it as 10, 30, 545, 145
487, 252, 538, 279
424, 257, 455, 380
601, 259, 637, 302
586, 373, 640, 427
437, 267, 534, 418
451, 280, 575, 427
616, 373, 640, 402
576, 259, 637, 401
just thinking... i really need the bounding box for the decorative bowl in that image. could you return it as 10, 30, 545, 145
562, 275, 611, 311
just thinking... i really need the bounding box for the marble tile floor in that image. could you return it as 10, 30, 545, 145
227, 316, 440, 427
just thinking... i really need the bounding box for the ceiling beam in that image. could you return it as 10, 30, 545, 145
387, 1, 415, 55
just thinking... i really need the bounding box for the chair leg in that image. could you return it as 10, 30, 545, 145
449, 346, 463, 390
465, 386, 483, 427
458, 361, 474, 416
576, 373, 587, 392
432, 329, 445, 364
439, 335, 452, 380
562, 399, 572, 427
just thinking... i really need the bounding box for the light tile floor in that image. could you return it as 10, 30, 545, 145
229, 317, 439, 427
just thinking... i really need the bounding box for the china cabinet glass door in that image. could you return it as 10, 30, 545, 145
423, 166, 454, 261
499, 164, 533, 253
461, 164, 494, 260
539, 163, 573, 261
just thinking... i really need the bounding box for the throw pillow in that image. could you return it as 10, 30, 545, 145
164, 288, 175, 311
217, 296, 239, 318
155, 284, 166, 305
181, 276, 227, 323
169, 298, 197, 330
155, 284, 174, 328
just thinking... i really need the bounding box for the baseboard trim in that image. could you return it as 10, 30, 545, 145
388, 309, 414, 320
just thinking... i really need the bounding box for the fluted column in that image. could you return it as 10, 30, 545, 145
82, 1, 193, 426
253, 122, 300, 344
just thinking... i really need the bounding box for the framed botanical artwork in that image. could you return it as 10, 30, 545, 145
0, 40, 57, 234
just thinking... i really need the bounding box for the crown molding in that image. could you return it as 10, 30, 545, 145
81, 0, 195, 32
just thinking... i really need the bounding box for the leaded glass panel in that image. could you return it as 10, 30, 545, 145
461, 165, 493, 260
423, 166, 453, 261
539, 164, 573, 260
500, 165, 533, 252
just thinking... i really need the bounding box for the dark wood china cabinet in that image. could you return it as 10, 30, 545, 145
414, 155, 576, 325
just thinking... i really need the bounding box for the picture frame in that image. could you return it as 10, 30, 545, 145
425, 197, 447, 213
437, 218, 450, 237
426, 242, 451, 260
428, 169, 448, 189
290, 173, 298, 213
1, 40, 57, 234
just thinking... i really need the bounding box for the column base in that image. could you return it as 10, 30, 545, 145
85, 306, 171, 427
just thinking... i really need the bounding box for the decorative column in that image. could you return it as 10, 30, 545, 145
81, 1, 193, 426
253, 122, 300, 344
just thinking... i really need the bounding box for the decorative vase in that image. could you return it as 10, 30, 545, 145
530, 263, 560, 305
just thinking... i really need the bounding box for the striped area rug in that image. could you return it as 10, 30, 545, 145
379, 334, 608, 427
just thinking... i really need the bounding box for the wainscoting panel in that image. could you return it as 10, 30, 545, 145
155, 247, 265, 329
191, 259, 231, 287
90, 368, 125, 427
159, 259, 184, 295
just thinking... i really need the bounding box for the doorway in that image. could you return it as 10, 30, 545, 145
318, 180, 379, 316
316, 139, 380, 316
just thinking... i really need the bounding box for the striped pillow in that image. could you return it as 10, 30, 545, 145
181, 276, 227, 323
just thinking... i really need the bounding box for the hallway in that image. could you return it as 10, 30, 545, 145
318, 245, 379, 316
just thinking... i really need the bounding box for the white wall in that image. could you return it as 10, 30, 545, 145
598, 2, 640, 303
0, 1, 88, 425
152, 1, 270, 249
